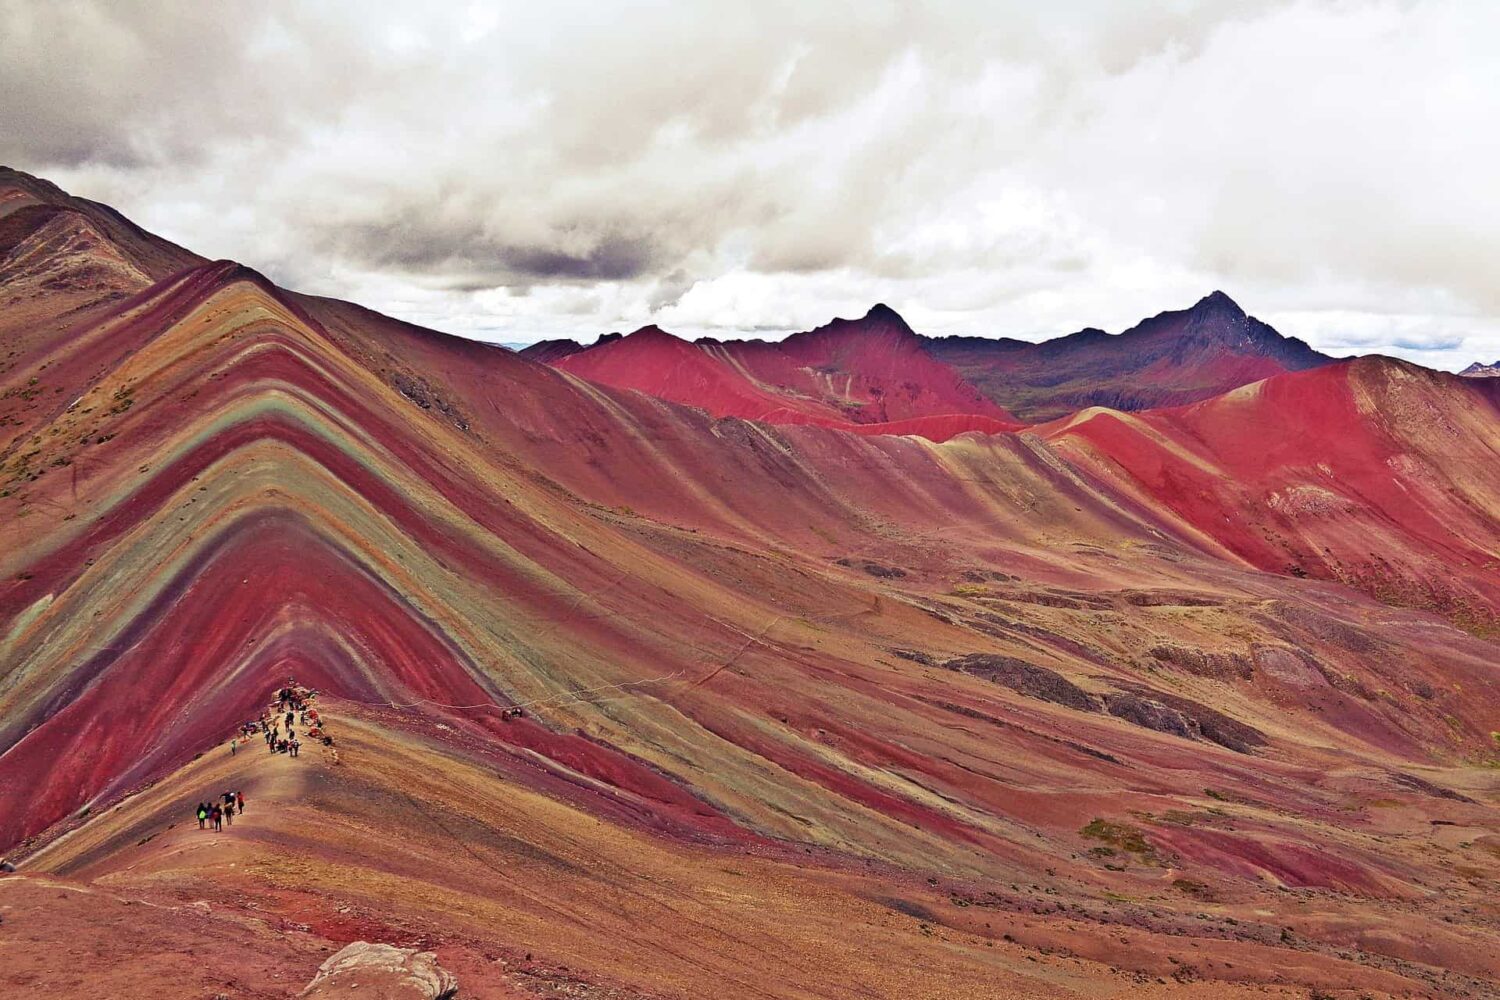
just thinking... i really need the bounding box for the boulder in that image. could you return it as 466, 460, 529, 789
300, 941, 457, 999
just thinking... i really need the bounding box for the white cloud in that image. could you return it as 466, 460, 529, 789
2, 0, 1496, 370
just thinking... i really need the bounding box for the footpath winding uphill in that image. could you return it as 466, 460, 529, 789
2, 168, 1500, 999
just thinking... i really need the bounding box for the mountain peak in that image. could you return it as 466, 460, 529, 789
863, 302, 908, 326
1171, 290, 1327, 363
1192, 290, 1245, 317
623, 324, 675, 340
575, 325, 700, 359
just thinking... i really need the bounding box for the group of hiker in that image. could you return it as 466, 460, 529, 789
199, 678, 339, 831
195, 790, 244, 832
225, 679, 336, 760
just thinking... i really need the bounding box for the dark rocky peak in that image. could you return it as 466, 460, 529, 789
1163, 291, 1281, 351
862, 302, 911, 328
1104, 291, 1328, 369
1190, 290, 1247, 319
1178, 292, 1256, 344
778, 303, 923, 362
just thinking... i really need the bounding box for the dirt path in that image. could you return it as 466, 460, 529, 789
24, 687, 330, 879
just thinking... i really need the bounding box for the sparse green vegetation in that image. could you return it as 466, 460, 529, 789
1080, 818, 1157, 861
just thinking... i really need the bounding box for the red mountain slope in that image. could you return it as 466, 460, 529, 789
1045, 359, 1500, 629
710, 303, 1014, 423
546, 305, 1017, 438
553, 323, 825, 423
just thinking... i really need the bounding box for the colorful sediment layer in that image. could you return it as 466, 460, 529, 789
2, 168, 1499, 999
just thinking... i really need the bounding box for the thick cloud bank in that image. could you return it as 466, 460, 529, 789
2, 0, 1496, 369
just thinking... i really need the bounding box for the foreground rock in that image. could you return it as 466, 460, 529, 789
300, 942, 457, 999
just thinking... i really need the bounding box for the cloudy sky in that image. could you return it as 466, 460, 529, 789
3, 1, 1497, 370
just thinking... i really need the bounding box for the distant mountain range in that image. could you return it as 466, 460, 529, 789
525, 290, 1335, 427
1460, 359, 1500, 377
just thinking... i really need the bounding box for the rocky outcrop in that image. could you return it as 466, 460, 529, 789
1100, 691, 1200, 742
1147, 644, 1253, 681
942, 654, 1099, 712
942, 653, 1265, 753
1106, 685, 1266, 754
300, 941, 458, 999
835, 557, 907, 579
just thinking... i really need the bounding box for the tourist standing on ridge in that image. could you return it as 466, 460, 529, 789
229, 738, 236, 756
236, 791, 245, 815
196, 802, 208, 829
210, 804, 222, 832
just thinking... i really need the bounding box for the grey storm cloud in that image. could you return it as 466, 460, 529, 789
328, 215, 661, 286
1, 0, 1498, 370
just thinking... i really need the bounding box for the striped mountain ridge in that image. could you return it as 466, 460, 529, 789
1, 168, 1499, 998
